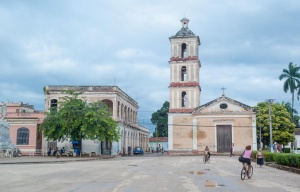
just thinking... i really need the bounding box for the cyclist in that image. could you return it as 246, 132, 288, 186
204, 146, 211, 160
242, 145, 252, 178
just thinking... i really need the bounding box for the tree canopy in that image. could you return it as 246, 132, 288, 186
151, 101, 169, 137
39, 91, 120, 143
255, 102, 295, 146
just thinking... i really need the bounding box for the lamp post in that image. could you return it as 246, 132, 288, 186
123, 110, 127, 156
258, 109, 262, 149
156, 124, 158, 153
266, 99, 275, 153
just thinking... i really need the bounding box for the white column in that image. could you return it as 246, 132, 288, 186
176, 90, 180, 108
177, 65, 180, 82
194, 90, 197, 108
193, 64, 196, 82
194, 43, 196, 56
171, 90, 175, 109
188, 65, 191, 82
171, 65, 174, 82
193, 118, 197, 150
188, 90, 191, 108
168, 114, 173, 150
177, 44, 179, 57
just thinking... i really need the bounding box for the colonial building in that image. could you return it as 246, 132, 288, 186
167, 18, 257, 155
0, 102, 45, 156
44, 85, 150, 156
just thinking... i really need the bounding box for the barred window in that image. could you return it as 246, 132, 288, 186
17, 127, 29, 145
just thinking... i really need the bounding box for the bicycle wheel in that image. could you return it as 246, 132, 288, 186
248, 165, 253, 178
241, 167, 246, 180
203, 155, 206, 163
207, 156, 210, 163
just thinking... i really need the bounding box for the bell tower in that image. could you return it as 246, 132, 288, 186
168, 18, 201, 113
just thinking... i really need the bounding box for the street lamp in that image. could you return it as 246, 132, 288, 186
266, 99, 275, 153
156, 123, 158, 153
258, 109, 262, 149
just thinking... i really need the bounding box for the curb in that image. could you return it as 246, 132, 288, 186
0, 155, 116, 165
266, 162, 300, 174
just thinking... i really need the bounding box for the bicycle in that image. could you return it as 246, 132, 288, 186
241, 162, 253, 180
203, 152, 210, 163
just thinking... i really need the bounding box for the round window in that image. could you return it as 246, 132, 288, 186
220, 103, 228, 109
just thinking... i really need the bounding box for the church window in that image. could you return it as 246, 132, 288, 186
16, 127, 29, 145
181, 43, 187, 58
181, 91, 187, 107
181, 66, 187, 81
220, 103, 228, 109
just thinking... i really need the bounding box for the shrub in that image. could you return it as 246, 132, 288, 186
283, 148, 290, 153
252, 151, 257, 159
273, 153, 289, 165
272, 153, 300, 168
263, 151, 274, 162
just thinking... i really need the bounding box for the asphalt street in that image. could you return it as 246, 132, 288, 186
0, 154, 299, 192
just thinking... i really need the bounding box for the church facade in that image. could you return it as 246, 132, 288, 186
167, 18, 257, 155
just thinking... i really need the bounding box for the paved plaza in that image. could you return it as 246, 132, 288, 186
0, 154, 299, 192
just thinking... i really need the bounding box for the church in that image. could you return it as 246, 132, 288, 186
167, 18, 257, 155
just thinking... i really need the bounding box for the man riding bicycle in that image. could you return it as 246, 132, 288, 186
204, 146, 211, 159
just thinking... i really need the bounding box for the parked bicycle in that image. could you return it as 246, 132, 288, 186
241, 162, 253, 180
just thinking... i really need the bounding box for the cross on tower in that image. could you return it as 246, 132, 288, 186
221, 87, 226, 96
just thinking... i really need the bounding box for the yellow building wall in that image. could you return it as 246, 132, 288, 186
172, 115, 193, 149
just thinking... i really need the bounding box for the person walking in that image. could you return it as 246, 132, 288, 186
256, 148, 264, 167
128, 146, 131, 156
230, 143, 234, 157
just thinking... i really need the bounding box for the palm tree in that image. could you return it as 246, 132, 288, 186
282, 101, 299, 126
279, 62, 300, 121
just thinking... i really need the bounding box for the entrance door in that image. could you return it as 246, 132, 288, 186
217, 125, 232, 153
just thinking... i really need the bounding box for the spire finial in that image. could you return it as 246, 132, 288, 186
221, 87, 226, 96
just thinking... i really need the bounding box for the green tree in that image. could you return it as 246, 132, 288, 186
39, 91, 120, 151
279, 62, 300, 121
151, 101, 169, 137
255, 102, 295, 146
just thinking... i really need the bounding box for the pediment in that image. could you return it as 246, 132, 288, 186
192, 96, 254, 114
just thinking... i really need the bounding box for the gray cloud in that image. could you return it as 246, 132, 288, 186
0, 0, 300, 133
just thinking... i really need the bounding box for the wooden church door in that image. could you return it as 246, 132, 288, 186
216, 125, 232, 153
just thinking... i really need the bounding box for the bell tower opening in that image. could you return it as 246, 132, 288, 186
181, 17, 189, 28
181, 43, 187, 58
181, 66, 187, 81
181, 91, 187, 107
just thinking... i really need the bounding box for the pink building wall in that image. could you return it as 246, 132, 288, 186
1, 102, 45, 156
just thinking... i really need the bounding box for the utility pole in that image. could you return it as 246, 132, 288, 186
258, 109, 262, 149
123, 110, 126, 156
266, 99, 275, 153
156, 123, 158, 153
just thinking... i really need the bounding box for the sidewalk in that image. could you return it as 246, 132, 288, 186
0, 155, 116, 164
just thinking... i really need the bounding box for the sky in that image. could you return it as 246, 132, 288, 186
1, 0, 300, 134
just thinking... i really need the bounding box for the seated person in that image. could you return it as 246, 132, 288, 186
60, 147, 65, 155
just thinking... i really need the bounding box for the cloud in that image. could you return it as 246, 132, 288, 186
0, 0, 300, 132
